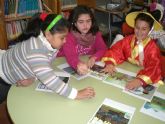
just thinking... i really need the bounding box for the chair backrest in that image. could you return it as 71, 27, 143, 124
77, 0, 96, 8
160, 55, 165, 79
122, 22, 134, 36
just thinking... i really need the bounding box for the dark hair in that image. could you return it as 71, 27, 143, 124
150, 10, 161, 21
135, 13, 154, 29
14, 13, 69, 42
68, 5, 99, 35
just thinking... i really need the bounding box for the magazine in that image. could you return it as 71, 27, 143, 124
57, 63, 88, 80
89, 61, 108, 80
123, 84, 157, 102
88, 98, 136, 124
140, 92, 165, 122
36, 72, 70, 93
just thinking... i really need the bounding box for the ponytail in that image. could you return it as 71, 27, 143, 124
13, 13, 69, 43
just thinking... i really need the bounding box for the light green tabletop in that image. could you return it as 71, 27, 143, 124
7, 57, 165, 124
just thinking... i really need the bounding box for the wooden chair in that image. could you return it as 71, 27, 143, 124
160, 50, 165, 80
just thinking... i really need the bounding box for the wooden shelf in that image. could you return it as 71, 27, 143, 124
0, 11, 2, 16
5, 16, 31, 22
0, 0, 89, 49
161, 49, 165, 56
61, 4, 77, 11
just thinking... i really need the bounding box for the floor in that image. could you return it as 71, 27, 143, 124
0, 100, 12, 124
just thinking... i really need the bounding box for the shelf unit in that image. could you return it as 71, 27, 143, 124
0, 0, 8, 49
59, 0, 96, 13
0, 0, 96, 49
0, 0, 60, 49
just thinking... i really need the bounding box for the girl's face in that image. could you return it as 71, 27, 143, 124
46, 29, 68, 49
75, 14, 92, 35
134, 19, 151, 41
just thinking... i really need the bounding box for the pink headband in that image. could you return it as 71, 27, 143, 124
40, 12, 48, 21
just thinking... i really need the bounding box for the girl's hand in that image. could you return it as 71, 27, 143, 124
77, 62, 89, 75
76, 87, 95, 100
102, 64, 116, 75
125, 78, 142, 90
17, 78, 35, 87
87, 56, 97, 68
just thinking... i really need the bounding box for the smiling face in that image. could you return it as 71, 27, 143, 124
75, 14, 92, 35
134, 19, 151, 41
45, 28, 68, 49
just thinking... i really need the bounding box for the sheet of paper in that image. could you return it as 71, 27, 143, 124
57, 63, 88, 80
88, 98, 136, 124
140, 92, 165, 122
123, 85, 157, 102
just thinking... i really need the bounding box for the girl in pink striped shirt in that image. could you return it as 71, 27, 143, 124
58, 5, 107, 75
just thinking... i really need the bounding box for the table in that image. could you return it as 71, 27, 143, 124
7, 57, 165, 124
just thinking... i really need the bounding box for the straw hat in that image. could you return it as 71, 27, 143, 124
126, 11, 162, 31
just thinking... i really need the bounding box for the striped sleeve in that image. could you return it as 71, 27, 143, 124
26, 50, 75, 98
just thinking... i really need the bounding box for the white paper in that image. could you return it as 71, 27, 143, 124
115, 67, 137, 77
89, 62, 108, 80
36, 82, 53, 93
140, 92, 165, 122
123, 85, 157, 102
103, 71, 135, 89
35, 72, 70, 93
57, 63, 88, 80
88, 98, 136, 124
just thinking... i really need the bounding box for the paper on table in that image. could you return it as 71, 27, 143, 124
140, 92, 165, 122
88, 98, 136, 124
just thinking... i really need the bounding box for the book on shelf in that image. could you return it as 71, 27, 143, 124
4, 0, 43, 18
87, 98, 136, 124
140, 91, 165, 122
61, 0, 77, 10
6, 19, 28, 41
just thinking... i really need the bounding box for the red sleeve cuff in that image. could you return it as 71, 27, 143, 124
105, 61, 115, 65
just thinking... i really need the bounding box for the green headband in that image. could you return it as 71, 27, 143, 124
46, 15, 62, 31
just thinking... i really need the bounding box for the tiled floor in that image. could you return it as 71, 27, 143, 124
0, 100, 12, 124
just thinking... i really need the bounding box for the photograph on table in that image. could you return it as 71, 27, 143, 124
103, 71, 135, 89
89, 61, 108, 80
57, 63, 88, 80
123, 84, 158, 102
140, 92, 165, 122
88, 98, 135, 124
36, 72, 70, 93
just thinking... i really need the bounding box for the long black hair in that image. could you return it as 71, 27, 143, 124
68, 5, 99, 35
14, 13, 69, 42
135, 13, 154, 29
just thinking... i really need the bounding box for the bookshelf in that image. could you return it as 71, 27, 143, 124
0, 0, 8, 49
58, 0, 96, 19
0, 0, 59, 49
57, 0, 96, 12
0, 0, 96, 49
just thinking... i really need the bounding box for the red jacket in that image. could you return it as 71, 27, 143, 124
102, 35, 162, 85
